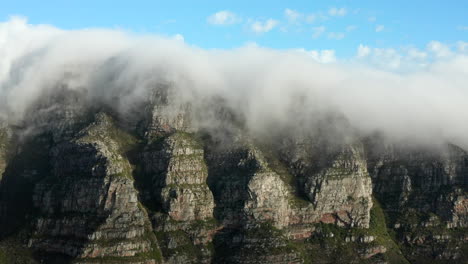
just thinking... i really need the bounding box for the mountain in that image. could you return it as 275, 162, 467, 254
0, 85, 466, 264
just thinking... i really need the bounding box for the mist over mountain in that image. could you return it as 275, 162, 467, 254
0, 17, 467, 264
1, 17, 468, 148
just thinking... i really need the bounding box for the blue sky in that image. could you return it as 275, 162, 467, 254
1, 0, 467, 57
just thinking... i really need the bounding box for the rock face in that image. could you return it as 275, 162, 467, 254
298, 143, 373, 228
205, 143, 290, 228
146, 133, 214, 222
366, 138, 468, 263
0, 125, 9, 181
29, 113, 160, 263
202, 137, 380, 263
0, 88, 466, 264
141, 132, 217, 264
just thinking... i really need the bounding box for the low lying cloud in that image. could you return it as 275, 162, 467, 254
1, 17, 468, 149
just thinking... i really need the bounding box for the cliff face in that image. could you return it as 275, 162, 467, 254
28, 113, 159, 263
0, 125, 9, 181
366, 139, 468, 263
0, 88, 466, 264
142, 132, 217, 264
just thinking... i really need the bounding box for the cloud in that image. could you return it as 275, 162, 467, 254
173, 34, 184, 42
2, 17, 468, 149
457, 26, 468, 31
427, 41, 452, 58
357, 44, 371, 58
0, 16, 63, 86
328, 32, 345, 40
346, 25, 357, 32
312, 26, 326, 38
328, 7, 347, 17
375, 25, 385, 32
458, 41, 468, 53
207, 10, 240, 25
284, 8, 301, 23
407, 48, 427, 60
251, 19, 278, 33
358, 47, 402, 69
282, 8, 345, 27
368, 16, 376, 22
294, 48, 336, 63
305, 14, 316, 23
282, 9, 328, 26
354, 43, 461, 71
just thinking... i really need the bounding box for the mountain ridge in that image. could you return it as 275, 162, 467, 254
0, 85, 466, 264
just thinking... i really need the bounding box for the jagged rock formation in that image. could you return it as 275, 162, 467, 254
28, 113, 160, 263
290, 142, 373, 229
366, 138, 468, 263
0, 86, 466, 264
205, 143, 291, 228
141, 132, 217, 264
146, 133, 214, 222
205, 143, 305, 263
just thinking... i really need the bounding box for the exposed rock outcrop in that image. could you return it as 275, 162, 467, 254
145, 132, 214, 222
205, 143, 290, 228
366, 137, 468, 263
140, 130, 217, 263
298, 143, 373, 228
204, 137, 379, 263
0, 89, 466, 264
29, 113, 161, 263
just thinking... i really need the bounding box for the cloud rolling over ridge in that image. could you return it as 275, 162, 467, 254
1, 17, 467, 148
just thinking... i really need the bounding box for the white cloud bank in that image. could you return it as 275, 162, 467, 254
1, 17, 468, 149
